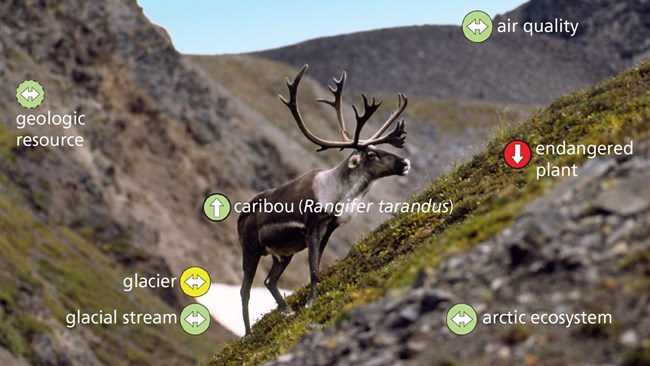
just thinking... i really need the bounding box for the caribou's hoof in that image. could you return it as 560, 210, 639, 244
312, 272, 323, 283
280, 307, 295, 316
305, 298, 315, 308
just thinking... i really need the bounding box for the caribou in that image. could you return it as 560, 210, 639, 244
238, 65, 409, 335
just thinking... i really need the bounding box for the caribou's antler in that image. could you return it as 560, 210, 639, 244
315, 71, 350, 141
351, 94, 382, 147
279, 64, 408, 151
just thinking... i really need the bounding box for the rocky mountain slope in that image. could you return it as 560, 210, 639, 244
254, 1, 647, 105
210, 60, 650, 365
0, 178, 216, 365
0, 0, 313, 290
1, 0, 276, 362
0, 0, 342, 363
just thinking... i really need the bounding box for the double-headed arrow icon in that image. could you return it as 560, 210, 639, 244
16, 80, 45, 108
21, 87, 40, 101
447, 303, 478, 335
180, 266, 211, 297
452, 311, 474, 327
467, 19, 489, 35
185, 274, 206, 290
462, 11, 493, 43
185, 311, 206, 327
180, 304, 211, 335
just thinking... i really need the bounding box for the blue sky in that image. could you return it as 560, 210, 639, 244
137, 1, 527, 54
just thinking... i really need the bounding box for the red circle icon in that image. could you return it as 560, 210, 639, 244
503, 140, 531, 169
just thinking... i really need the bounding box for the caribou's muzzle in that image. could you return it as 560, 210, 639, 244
398, 158, 410, 176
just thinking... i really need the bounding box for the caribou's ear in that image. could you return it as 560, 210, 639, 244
347, 153, 362, 169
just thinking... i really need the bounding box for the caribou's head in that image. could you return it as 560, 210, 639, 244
279, 65, 410, 180
347, 145, 410, 179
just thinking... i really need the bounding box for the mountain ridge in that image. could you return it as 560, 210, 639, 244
254, 0, 648, 105
502, 0, 650, 63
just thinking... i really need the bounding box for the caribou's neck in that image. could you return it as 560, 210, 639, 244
313, 160, 372, 205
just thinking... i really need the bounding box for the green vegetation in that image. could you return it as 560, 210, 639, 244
622, 345, 650, 366
0, 175, 216, 364
406, 96, 534, 136
0, 124, 19, 159
210, 61, 650, 365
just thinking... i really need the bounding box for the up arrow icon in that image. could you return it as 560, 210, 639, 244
203, 193, 231, 222
210, 199, 223, 218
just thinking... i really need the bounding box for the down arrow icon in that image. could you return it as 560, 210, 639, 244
504, 140, 532, 169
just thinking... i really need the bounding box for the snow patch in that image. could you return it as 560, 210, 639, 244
197, 283, 291, 337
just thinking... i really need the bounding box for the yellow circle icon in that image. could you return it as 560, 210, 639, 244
180, 266, 211, 297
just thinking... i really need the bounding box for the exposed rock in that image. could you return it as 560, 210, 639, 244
0, 0, 330, 293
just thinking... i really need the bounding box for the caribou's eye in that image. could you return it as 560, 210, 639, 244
367, 152, 378, 160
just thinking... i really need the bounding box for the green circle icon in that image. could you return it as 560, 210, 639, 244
203, 193, 231, 222
180, 303, 211, 335
16, 80, 45, 108
446, 303, 478, 335
462, 11, 493, 43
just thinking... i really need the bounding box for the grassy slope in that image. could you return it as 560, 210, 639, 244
0, 128, 216, 364
406, 96, 534, 135
210, 60, 650, 365
189, 55, 303, 132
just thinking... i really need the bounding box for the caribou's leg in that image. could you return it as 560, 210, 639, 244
318, 221, 338, 267
265, 255, 294, 314
240, 247, 261, 335
305, 223, 326, 307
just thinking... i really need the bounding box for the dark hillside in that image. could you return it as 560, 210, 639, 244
255, 0, 648, 105
502, 0, 650, 63
255, 25, 621, 105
